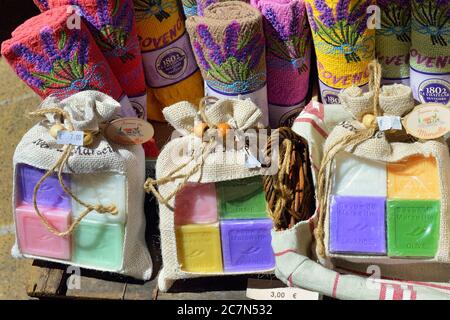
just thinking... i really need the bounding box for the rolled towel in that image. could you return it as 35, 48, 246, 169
376, 0, 411, 85
33, 0, 147, 119
181, 0, 198, 17
252, 0, 312, 127
1, 6, 133, 116
133, 0, 204, 122
411, 0, 450, 105
305, 0, 375, 104
187, 1, 269, 125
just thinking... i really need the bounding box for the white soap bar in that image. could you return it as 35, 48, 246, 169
72, 173, 127, 223
332, 152, 387, 197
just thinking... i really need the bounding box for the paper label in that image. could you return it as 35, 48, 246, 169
56, 130, 84, 146
402, 103, 450, 139
410, 68, 450, 105
377, 116, 402, 131
103, 118, 154, 145
246, 279, 320, 300
142, 33, 198, 88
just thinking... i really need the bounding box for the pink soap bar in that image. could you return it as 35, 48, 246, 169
174, 183, 218, 225
15, 205, 71, 260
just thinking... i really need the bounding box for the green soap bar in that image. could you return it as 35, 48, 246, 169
73, 221, 124, 270
217, 176, 267, 219
387, 200, 440, 258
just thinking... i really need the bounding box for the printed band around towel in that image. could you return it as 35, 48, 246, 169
187, 1, 269, 125
252, 0, 311, 128
305, 0, 375, 101
376, 0, 411, 85
35, 0, 148, 118
134, 0, 203, 122
410, 0, 450, 105
1, 6, 134, 117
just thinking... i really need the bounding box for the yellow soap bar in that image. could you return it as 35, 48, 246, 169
387, 155, 440, 200
176, 224, 223, 273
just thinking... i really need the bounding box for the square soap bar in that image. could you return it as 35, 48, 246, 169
217, 177, 267, 219
220, 219, 275, 272
16, 164, 70, 209
176, 224, 223, 273
73, 221, 124, 270
329, 196, 386, 255
387, 200, 440, 257
71, 173, 127, 223
175, 183, 218, 225
387, 156, 440, 200
15, 205, 71, 260
332, 152, 386, 197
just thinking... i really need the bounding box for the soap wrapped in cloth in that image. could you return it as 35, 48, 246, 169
12, 91, 152, 280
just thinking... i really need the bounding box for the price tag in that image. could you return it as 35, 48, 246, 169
103, 117, 154, 145
56, 130, 84, 146
246, 279, 320, 300
402, 103, 450, 139
377, 116, 402, 131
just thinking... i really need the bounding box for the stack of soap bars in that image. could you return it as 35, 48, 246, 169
175, 176, 275, 273
14, 164, 127, 271
329, 153, 440, 258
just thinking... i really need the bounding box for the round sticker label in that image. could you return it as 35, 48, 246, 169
104, 118, 154, 145
156, 47, 187, 80
403, 103, 450, 140
418, 79, 450, 105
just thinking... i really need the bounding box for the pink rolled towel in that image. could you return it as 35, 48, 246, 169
251, 0, 312, 127
1, 6, 135, 117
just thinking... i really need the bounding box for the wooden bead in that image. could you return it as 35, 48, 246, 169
194, 122, 208, 138
217, 122, 231, 138
49, 123, 65, 139
362, 114, 376, 128
83, 132, 94, 146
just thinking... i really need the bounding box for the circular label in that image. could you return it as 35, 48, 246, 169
279, 107, 303, 127
418, 79, 450, 105
322, 90, 341, 105
156, 47, 187, 80
130, 101, 145, 119
104, 118, 154, 145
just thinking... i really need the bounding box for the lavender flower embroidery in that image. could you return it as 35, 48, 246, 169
193, 21, 266, 94
412, 0, 449, 46
377, 0, 411, 42
306, 0, 374, 63
133, 0, 178, 22
72, 0, 139, 62
13, 30, 106, 99
262, 3, 311, 74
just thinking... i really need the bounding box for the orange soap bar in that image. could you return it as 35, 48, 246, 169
387, 155, 440, 199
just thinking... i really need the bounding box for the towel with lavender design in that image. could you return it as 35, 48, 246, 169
35, 0, 147, 119
186, 2, 269, 124
305, 0, 375, 104
410, 0, 450, 104
252, 0, 311, 128
1, 6, 132, 115
197, 0, 248, 16
376, 0, 411, 85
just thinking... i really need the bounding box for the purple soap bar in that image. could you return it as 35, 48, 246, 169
220, 219, 275, 272
330, 196, 386, 255
16, 164, 70, 209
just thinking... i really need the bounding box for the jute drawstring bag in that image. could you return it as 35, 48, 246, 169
12, 91, 152, 280
271, 61, 450, 299
145, 97, 274, 292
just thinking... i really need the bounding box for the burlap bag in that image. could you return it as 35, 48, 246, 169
146, 98, 274, 292
272, 63, 450, 299
12, 91, 152, 280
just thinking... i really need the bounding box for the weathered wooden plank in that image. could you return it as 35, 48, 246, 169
157, 290, 248, 300
123, 280, 158, 300
27, 266, 65, 298
65, 275, 127, 300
